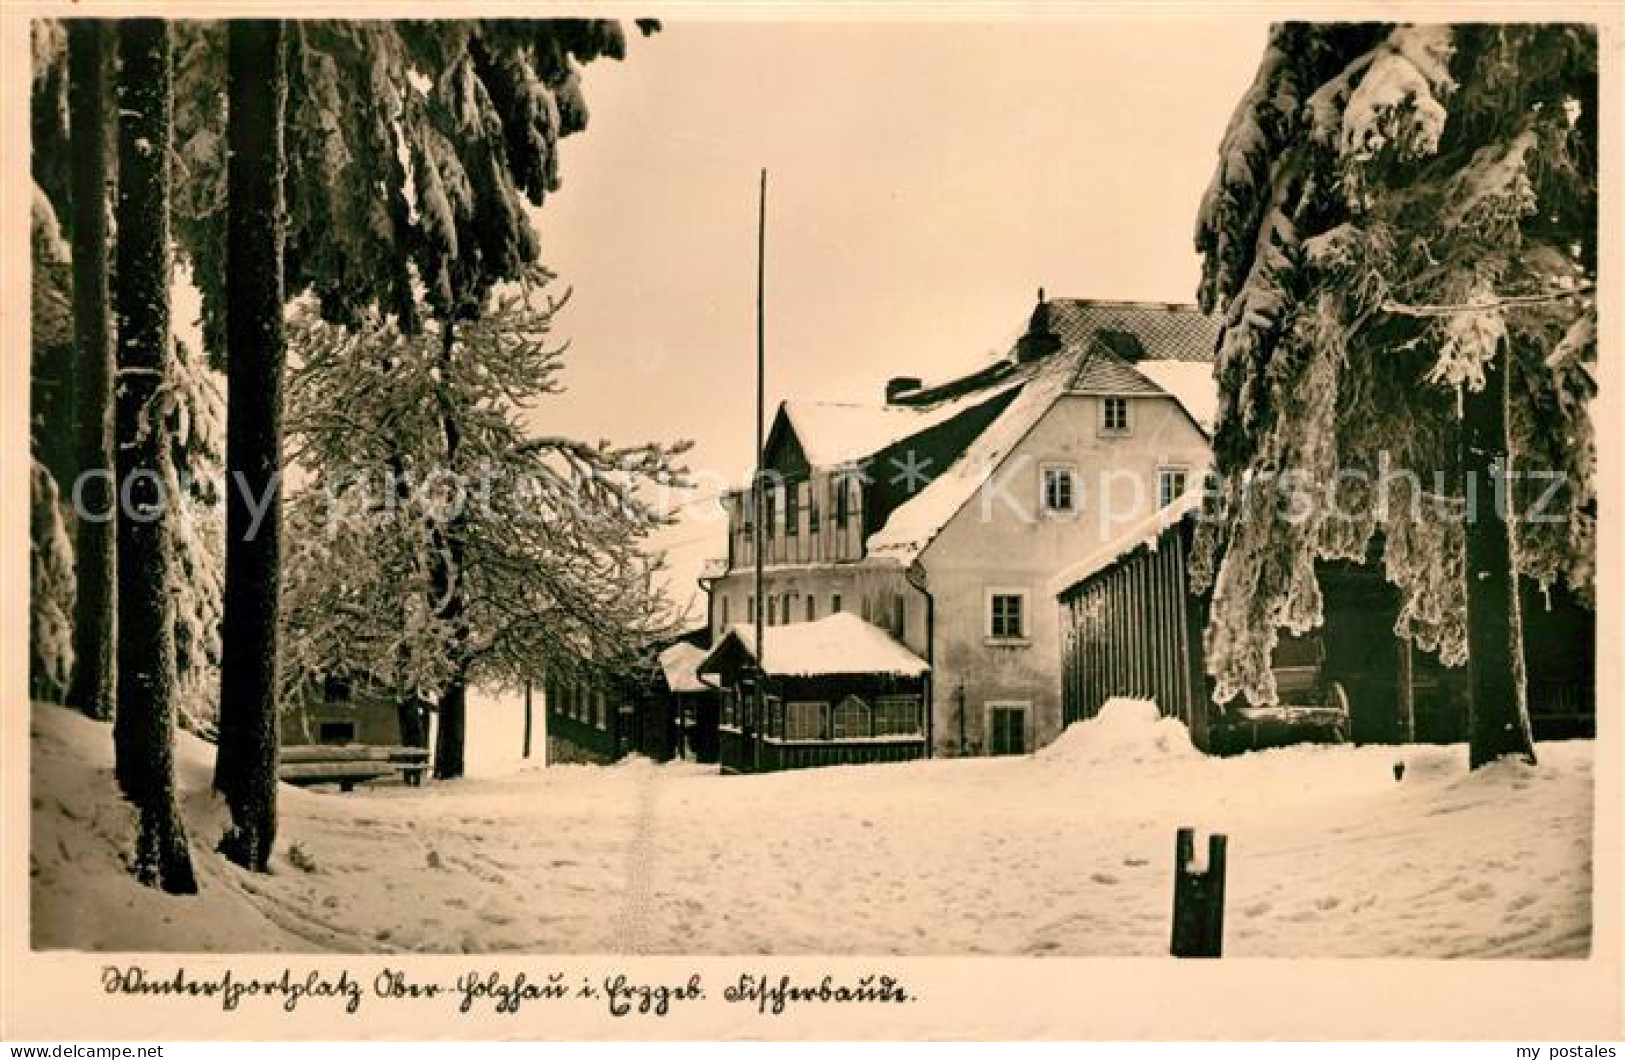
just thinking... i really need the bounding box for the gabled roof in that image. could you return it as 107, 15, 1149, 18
697, 612, 930, 680
866, 352, 1079, 563
1070, 355, 1166, 395
777, 373, 1028, 471
1043, 299, 1218, 364
779, 400, 972, 470
657, 641, 711, 694
863, 299, 1219, 564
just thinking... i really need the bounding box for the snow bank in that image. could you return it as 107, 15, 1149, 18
1036, 697, 1197, 767
30, 700, 1593, 958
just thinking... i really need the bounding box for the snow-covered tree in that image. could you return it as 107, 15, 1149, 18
166, 333, 227, 740
283, 268, 689, 777
31, 461, 76, 705
171, 19, 654, 345
28, 185, 76, 705
1191, 24, 1596, 767
111, 18, 197, 894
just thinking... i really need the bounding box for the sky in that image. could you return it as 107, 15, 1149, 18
523, 17, 1272, 619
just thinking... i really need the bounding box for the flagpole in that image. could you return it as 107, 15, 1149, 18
752, 168, 767, 775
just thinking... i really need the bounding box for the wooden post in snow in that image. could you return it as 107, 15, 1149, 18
1171, 827, 1227, 957
1397, 637, 1415, 743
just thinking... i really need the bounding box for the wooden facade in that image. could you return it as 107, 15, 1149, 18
1057, 511, 1596, 753
712, 674, 929, 774
697, 613, 932, 774
545, 631, 717, 766
281, 673, 415, 749
544, 666, 678, 765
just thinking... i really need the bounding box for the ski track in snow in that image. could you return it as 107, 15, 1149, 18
29, 700, 1596, 957
609, 764, 662, 956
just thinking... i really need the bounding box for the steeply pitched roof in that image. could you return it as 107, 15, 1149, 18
1069, 355, 1166, 395
698, 612, 930, 679
779, 397, 991, 470
1045, 299, 1218, 364
867, 352, 1079, 563
863, 299, 1218, 564
657, 641, 711, 694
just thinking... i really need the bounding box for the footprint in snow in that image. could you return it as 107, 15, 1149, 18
1243, 901, 1271, 918
1122, 856, 1150, 868
1090, 872, 1119, 885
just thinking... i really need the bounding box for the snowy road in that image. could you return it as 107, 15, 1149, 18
31, 700, 1594, 957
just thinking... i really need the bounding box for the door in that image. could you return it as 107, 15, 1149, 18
989, 704, 1028, 756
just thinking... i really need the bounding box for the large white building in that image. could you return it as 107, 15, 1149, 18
701, 294, 1220, 762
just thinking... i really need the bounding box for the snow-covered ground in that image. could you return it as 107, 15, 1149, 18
30, 699, 1592, 957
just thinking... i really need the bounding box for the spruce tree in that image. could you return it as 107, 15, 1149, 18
112, 18, 197, 893
1191, 24, 1596, 768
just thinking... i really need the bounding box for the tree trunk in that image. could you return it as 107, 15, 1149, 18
434, 662, 468, 781
396, 696, 428, 748
522, 679, 533, 759
215, 19, 287, 872
112, 19, 196, 895
429, 318, 470, 781
1461, 340, 1536, 769
65, 20, 116, 722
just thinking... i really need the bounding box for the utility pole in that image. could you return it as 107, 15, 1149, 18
751, 168, 768, 775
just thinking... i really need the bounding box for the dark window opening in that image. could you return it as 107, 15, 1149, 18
318, 720, 357, 745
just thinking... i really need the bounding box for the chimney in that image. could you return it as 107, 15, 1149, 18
1015, 287, 1062, 364
886, 376, 924, 403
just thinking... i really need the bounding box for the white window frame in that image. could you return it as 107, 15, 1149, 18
985, 587, 1031, 644
1158, 465, 1190, 509
831, 695, 870, 740
783, 701, 826, 743
1039, 462, 1079, 517
873, 694, 923, 737
1100, 396, 1132, 436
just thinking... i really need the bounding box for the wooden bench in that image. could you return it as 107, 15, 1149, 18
279, 744, 431, 791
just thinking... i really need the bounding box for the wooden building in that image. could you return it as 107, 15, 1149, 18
659, 640, 721, 763
278, 673, 432, 789
545, 630, 715, 766
281, 672, 413, 749
1051, 497, 1596, 753
697, 612, 931, 773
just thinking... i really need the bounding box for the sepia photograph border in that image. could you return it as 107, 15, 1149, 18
2, 0, 1621, 1041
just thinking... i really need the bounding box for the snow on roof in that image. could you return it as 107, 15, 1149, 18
699, 612, 930, 679
866, 353, 1080, 564
657, 642, 710, 694
1047, 484, 1207, 598
1134, 359, 1219, 434
757, 299, 1219, 568
781, 374, 1027, 470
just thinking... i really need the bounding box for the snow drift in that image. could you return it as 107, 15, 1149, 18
30, 700, 1593, 957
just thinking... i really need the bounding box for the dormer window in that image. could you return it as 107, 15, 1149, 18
1101, 396, 1131, 436
786, 481, 800, 537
